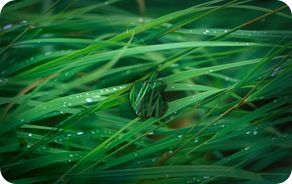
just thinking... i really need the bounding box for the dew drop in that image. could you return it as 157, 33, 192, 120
3, 24, 12, 30
28, 133, 32, 137
85, 98, 93, 103
273, 99, 278, 103
0, 79, 7, 85
76, 132, 84, 135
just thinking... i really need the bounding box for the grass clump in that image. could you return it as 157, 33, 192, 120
0, 0, 291, 183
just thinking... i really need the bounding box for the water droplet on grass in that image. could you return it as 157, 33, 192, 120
76, 132, 84, 135
85, 98, 93, 103
148, 131, 154, 135
0, 78, 8, 85
244, 146, 250, 151
3, 24, 12, 30
273, 99, 278, 103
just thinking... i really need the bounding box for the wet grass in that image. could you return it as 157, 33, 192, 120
0, 0, 291, 183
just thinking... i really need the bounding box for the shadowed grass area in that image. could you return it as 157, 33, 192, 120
0, 0, 291, 183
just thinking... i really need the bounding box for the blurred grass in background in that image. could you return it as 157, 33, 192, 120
0, 0, 291, 183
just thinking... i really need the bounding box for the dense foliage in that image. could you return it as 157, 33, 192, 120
0, 0, 291, 183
